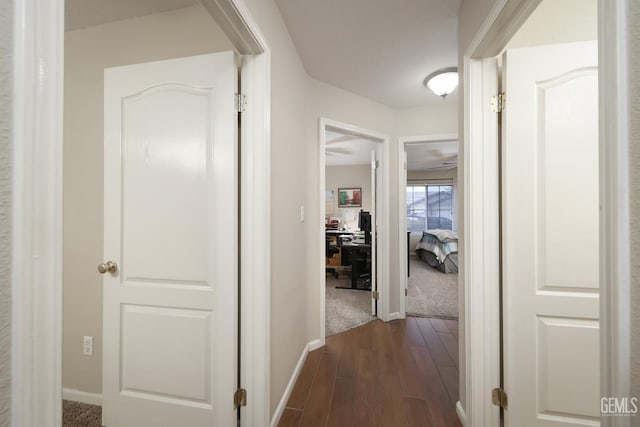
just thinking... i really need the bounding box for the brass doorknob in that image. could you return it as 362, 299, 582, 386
98, 261, 118, 274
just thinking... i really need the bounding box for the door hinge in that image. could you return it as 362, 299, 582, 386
405, 288, 408, 296
235, 93, 247, 113
490, 93, 506, 113
492, 388, 508, 409
372, 291, 379, 300
371, 159, 379, 169
234, 388, 247, 408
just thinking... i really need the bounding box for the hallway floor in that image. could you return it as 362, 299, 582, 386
278, 317, 462, 427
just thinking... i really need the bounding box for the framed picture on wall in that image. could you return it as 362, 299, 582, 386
338, 187, 362, 208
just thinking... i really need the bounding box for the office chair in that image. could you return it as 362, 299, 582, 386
326, 239, 339, 278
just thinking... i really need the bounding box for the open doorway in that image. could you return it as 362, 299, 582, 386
319, 119, 390, 340
323, 128, 380, 336
403, 140, 459, 319
397, 134, 458, 319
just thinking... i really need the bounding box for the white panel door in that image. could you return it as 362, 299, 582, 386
102, 52, 238, 427
502, 41, 599, 427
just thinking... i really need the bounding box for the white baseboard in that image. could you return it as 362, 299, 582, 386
456, 401, 467, 426
308, 338, 323, 351
270, 339, 322, 427
62, 388, 102, 406
388, 312, 401, 321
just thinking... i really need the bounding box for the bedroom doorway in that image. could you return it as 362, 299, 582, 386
397, 135, 458, 319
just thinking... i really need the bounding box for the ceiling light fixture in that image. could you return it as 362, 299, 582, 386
423, 67, 458, 99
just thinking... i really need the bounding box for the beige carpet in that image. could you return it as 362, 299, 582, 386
407, 255, 458, 318
63, 400, 101, 427
325, 275, 375, 336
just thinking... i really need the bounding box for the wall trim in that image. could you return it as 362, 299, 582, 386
388, 312, 401, 321
456, 400, 467, 426
62, 389, 103, 406
462, 56, 501, 427
269, 341, 316, 427
397, 134, 458, 320
318, 118, 392, 346
308, 339, 323, 352
599, 1, 632, 426
11, 0, 64, 426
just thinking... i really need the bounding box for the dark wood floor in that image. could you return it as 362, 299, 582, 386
278, 317, 462, 427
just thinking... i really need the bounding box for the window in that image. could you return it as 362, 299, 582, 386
406, 184, 453, 233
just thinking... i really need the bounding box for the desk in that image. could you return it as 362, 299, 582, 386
325, 229, 355, 241
325, 230, 355, 267
336, 241, 371, 290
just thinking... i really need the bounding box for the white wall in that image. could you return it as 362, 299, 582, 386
325, 165, 372, 230
396, 104, 459, 137
407, 168, 457, 181
506, 0, 597, 49
0, 0, 12, 422
63, 4, 234, 395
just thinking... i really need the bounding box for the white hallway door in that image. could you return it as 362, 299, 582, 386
102, 52, 238, 426
502, 41, 600, 426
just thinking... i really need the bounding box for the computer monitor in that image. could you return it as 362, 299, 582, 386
358, 210, 372, 244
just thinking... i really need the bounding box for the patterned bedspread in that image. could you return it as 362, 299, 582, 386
415, 230, 458, 264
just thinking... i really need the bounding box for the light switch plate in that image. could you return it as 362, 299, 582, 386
83, 336, 93, 356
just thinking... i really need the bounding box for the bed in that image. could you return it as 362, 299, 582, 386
415, 229, 459, 274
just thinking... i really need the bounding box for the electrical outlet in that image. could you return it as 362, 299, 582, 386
83, 336, 93, 356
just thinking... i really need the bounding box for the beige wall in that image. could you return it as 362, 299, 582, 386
506, 0, 597, 49
395, 103, 459, 137
407, 168, 457, 181
325, 165, 372, 230
63, 4, 234, 394
0, 0, 12, 422
630, 0, 640, 404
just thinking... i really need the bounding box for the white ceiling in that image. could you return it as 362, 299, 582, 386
275, 0, 461, 109
405, 141, 458, 171
65, 0, 197, 31
65, 0, 460, 108
325, 130, 376, 166
325, 133, 458, 170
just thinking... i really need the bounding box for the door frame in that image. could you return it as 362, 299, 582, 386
11, 0, 272, 425
318, 118, 391, 343
397, 134, 458, 319
461, 0, 632, 426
